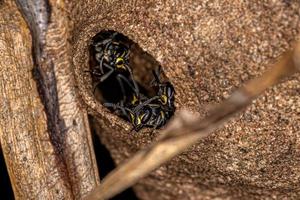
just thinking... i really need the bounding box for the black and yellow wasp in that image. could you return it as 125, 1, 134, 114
89, 31, 140, 104
90, 31, 175, 132
104, 96, 169, 131
92, 32, 131, 82
104, 67, 175, 131
151, 66, 175, 113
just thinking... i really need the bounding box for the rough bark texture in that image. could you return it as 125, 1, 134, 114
0, 1, 73, 199
71, 0, 300, 199
0, 1, 99, 199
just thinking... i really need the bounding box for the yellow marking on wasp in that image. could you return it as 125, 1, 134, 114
137, 116, 142, 125
160, 111, 165, 117
116, 57, 126, 70
161, 95, 168, 105
121, 50, 126, 57
141, 113, 146, 119
129, 113, 135, 122
131, 95, 138, 105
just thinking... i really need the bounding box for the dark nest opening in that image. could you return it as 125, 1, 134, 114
89, 30, 164, 103
88, 30, 176, 130
89, 116, 138, 200
86, 30, 179, 199
0, 150, 14, 199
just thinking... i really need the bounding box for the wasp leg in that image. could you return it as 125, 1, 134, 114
109, 32, 118, 41
116, 73, 140, 99
92, 80, 101, 94
125, 45, 130, 56
95, 54, 106, 74
133, 97, 160, 112
153, 113, 166, 130
150, 66, 162, 86
115, 75, 128, 104
103, 102, 117, 109
128, 68, 140, 98
99, 63, 115, 82
103, 32, 119, 52
103, 102, 126, 112
122, 47, 130, 58
115, 74, 141, 117
95, 49, 104, 61
103, 102, 131, 121
118, 63, 140, 100
91, 64, 114, 93
91, 66, 113, 93
94, 32, 118, 50
103, 103, 129, 116
94, 40, 109, 52
98, 55, 106, 74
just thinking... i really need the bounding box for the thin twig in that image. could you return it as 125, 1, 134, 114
85, 41, 300, 200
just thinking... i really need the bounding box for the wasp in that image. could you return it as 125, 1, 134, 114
104, 96, 169, 131
151, 66, 175, 113
92, 32, 131, 81
89, 31, 140, 104
89, 32, 176, 132
124, 66, 176, 111
104, 66, 176, 131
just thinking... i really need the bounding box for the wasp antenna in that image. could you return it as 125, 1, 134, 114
133, 96, 160, 112
103, 103, 132, 113
110, 32, 118, 39
92, 81, 102, 94
103, 102, 116, 107
151, 66, 162, 86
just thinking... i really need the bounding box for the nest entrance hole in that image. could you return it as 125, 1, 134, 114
89, 30, 168, 104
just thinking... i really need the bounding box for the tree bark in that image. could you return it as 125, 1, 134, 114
0, 1, 99, 199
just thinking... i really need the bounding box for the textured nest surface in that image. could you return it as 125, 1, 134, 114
71, 0, 300, 199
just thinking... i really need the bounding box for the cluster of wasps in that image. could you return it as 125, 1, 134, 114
89, 31, 175, 131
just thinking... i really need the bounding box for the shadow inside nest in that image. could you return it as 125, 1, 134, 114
87, 30, 176, 133
85, 30, 177, 199
90, 117, 139, 200
0, 150, 14, 200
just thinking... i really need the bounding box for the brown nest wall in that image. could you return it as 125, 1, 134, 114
71, 0, 300, 199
